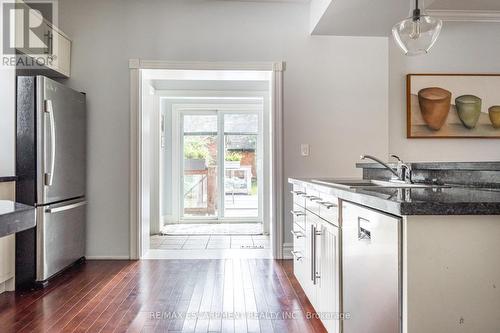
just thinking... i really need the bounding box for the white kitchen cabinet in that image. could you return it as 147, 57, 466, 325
303, 212, 318, 306
290, 183, 341, 332
0, 235, 15, 292
0, 181, 16, 293
14, 1, 71, 77
47, 24, 72, 77
317, 219, 340, 333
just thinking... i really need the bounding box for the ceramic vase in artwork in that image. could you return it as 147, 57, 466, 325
489, 106, 500, 129
455, 95, 482, 129
418, 87, 452, 130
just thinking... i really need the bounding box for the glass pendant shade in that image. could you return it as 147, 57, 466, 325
392, 0, 442, 56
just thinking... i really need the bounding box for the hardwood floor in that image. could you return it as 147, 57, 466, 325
0, 260, 326, 333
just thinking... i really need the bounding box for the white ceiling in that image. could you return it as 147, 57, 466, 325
312, 0, 500, 36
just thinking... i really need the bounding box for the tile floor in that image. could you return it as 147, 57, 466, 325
150, 234, 270, 250
160, 223, 262, 235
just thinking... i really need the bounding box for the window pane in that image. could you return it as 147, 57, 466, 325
183, 115, 218, 218
184, 114, 217, 133
224, 113, 258, 133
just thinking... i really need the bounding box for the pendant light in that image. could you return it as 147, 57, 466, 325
392, 0, 442, 56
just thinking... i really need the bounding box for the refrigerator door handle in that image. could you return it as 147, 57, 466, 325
45, 200, 87, 214
44, 100, 56, 186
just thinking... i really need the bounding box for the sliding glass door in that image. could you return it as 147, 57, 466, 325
180, 110, 262, 221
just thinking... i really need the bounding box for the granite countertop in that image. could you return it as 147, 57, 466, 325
0, 176, 17, 183
356, 161, 500, 171
0, 200, 36, 237
289, 178, 500, 216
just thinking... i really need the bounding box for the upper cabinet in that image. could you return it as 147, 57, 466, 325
13, 1, 71, 78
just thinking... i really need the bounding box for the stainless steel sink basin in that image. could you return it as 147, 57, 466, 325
311, 179, 450, 189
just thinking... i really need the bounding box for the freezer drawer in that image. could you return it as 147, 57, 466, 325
36, 199, 86, 281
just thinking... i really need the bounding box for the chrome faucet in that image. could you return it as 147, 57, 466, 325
360, 154, 412, 183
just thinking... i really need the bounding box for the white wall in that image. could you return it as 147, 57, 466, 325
389, 22, 500, 162
0, 1, 16, 177
0, 68, 15, 177
58, 0, 389, 257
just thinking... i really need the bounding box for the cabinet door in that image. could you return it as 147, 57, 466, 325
0, 235, 15, 283
317, 220, 340, 333
50, 29, 71, 77
303, 212, 318, 306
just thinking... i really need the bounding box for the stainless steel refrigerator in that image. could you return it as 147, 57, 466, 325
16, 76, 87, 288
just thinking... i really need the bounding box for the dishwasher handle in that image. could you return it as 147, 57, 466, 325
358, 217, 372, 241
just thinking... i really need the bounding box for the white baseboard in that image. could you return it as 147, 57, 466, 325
85, 256, 131, 260
282, 242, 293, 259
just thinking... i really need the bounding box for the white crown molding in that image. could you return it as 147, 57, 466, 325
427, 10, 500, 23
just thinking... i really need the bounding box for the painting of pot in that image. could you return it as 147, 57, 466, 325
407, 74, 500, 138
455, 95, 482, 129
489, 106, 500, 128
417, 87, 452, 130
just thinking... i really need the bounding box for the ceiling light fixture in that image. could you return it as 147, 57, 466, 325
392, 0, 442, 56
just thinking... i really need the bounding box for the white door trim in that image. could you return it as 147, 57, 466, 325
129, 60, 285, 260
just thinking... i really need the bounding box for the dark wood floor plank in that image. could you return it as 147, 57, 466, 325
207, 259, 225, 333
153, 260, 197, 332
17, 261, 125, 333
62, 261, 139, 332
0, 259, 325, 333
221, 259, 235, 333
118, 261, 176, 333
241, 259, 260, 333
248, 259, 274, 333
0, 261, 108, 332
193, 260, 216, 333
8, 262, 115, 332
100, 261, 162, 333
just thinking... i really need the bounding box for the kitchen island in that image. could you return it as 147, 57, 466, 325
288, 161, 500, 333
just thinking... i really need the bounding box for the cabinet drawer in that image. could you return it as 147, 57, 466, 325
318, 194, 339, 226
290, 204, 306, 230
292, 224, 306, 287
291, 184, 306, 208
305, 189, 321, 215
291, 221, 306, 244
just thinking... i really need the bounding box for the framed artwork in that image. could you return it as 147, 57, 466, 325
407, 74, 500, 138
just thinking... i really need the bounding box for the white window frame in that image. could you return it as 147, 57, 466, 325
175, 105, 265, 223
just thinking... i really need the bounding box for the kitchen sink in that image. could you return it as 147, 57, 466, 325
311, 178, 450, 189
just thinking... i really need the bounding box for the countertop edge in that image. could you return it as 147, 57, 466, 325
356, 161, 500, 171
0, 176, 17, 183
288, 178, 500, 216
289, 178, 403, 217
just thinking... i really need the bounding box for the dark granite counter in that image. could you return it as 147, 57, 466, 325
356, 161, 500, 171
289, 178, 500, 216
0, 176, 17, 183
0, 200, 36, 238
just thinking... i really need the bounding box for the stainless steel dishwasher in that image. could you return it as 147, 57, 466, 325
341, 201, 401, 333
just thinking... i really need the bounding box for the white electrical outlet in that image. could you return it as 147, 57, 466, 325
301, 144, 310, 157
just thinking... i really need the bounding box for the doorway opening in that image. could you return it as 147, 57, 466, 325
132, 64, 283, 259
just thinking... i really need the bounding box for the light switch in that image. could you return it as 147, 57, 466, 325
301, 144, 309, 157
